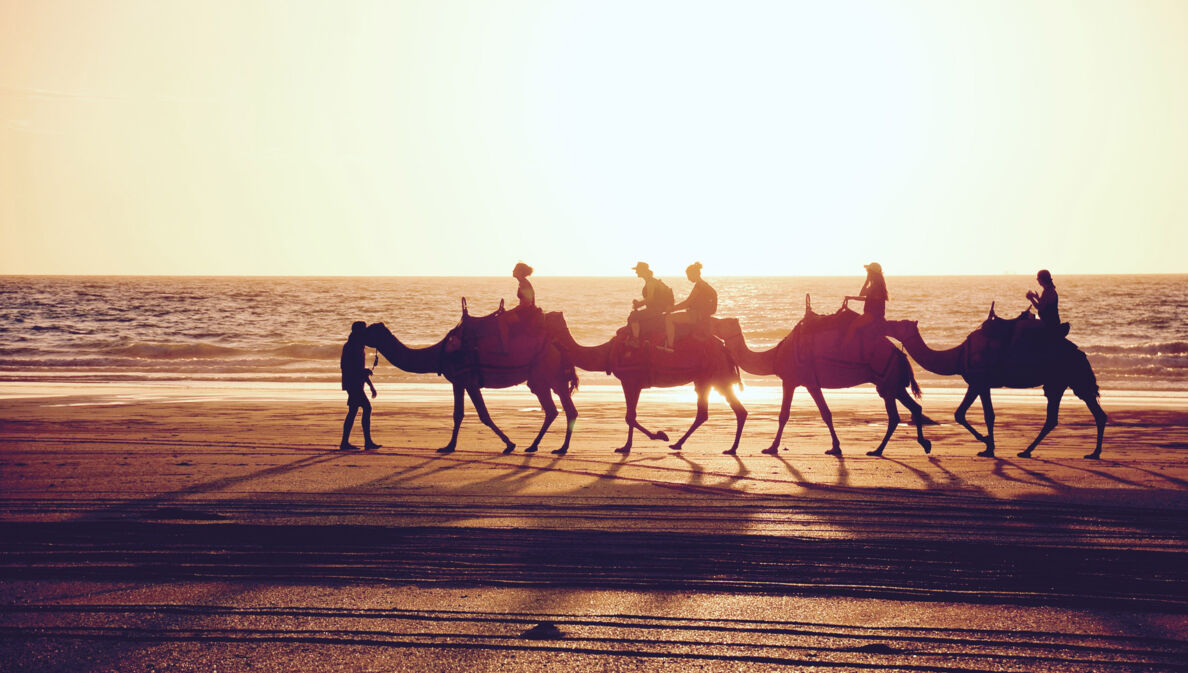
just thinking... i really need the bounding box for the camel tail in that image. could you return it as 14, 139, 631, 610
906, 356, 922, 399
1070, 346, 1100, 400
560, 346, 579, 394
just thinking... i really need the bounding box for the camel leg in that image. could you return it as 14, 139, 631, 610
619, 383, 670, 450
896, 389, 931, 454
615, 384, 641, 454
866, 394, 900, 457
719, 384, 748, 455
979, 389, 996, 457
466, 386, 515, 454
1080, 395, 1107, 460
955, 386, 988, 455
670, 385, 710, 452
523, 385, 557, 454
437, 384, 466, 454
551, 387, 578, 455
807, 385, 842, 455
763, 380, 796, 456
1019, 385, 1063, 458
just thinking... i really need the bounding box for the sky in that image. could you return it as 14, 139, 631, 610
1, 0, 1185, 277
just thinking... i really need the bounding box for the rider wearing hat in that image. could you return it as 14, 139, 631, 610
628, 261, 674, 344
842, 262, 889, 348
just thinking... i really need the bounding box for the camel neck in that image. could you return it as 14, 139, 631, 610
719, 328, 778, 376
366, 324, 446, 375
885, 321, 964, 376
549, 321, 613, 372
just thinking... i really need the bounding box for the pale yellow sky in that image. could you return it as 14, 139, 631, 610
1, 0, 1185, 276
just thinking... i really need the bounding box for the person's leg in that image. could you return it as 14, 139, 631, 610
341, 403, 359, 450
841, 313, 870, 350
361, 398, 380, 450
664, 312, 690, 350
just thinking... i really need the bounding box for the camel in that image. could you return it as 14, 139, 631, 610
363, 303, 578, 455
710, 298, 931, 457
883, 306, 1106, 459
543, 312, 747, 454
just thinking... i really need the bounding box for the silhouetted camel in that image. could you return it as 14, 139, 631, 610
544, 312, 747, 454
711, 300, 931, 457
883, 306, 1106, 459
364, 306, 578, 455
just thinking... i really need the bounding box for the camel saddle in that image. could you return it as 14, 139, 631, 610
443, 298, 549, 374
973, 308, 1072, 371
614, 319, 714, 352
610, 324, 731, 386
787, 300, 895, 372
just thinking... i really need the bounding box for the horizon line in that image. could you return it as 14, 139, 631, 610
2, 271, 1186, 279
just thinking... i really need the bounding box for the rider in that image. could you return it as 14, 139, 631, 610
500, 262, 538, 350
1026, 269, 1060, 329
665, 262, 717, 349
628, 262, 674, 345
512, 262, 536, 312
842, 262, 888, 348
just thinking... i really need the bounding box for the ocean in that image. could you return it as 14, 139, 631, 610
1, 275, 1185, 392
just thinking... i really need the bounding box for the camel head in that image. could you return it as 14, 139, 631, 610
363, 322, 398, 349
881, 320, 919, 343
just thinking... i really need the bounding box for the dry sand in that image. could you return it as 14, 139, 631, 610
1, 383, 1187, 671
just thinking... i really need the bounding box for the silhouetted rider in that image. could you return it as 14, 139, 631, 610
1026, 269, 1060, 329
665, 261, 717, 349
628, 261, 674, 345
842, 262, 888, 347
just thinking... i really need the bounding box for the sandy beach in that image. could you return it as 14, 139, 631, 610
2, 383, 1186, 671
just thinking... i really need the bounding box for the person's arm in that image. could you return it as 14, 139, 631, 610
633, 281, 654, 309
1025, 290, 1040, 309
519, 279, 535, 307
363, 368, 377, 397
1034, 289, 1055, 312
858, 278, 873, 299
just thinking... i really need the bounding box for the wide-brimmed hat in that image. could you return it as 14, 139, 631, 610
632, 262, 650, 272
864, 262, 883, 274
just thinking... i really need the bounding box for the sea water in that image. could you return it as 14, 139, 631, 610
1, 275, 1185, 392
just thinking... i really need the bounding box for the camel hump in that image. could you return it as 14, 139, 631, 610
797, 304, 859, 335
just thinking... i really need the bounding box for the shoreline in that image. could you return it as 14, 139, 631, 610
3, 373, 1187, 670
2, 379, 1187, 410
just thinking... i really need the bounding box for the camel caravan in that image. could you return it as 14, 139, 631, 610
344, 263, 1107, 460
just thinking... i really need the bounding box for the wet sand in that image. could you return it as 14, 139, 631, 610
1, 386, 1187, 671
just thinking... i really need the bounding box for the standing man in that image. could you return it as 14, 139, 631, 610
340, 321, 381, 451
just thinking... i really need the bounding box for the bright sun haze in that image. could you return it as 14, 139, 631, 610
1, 1, 1185, 277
